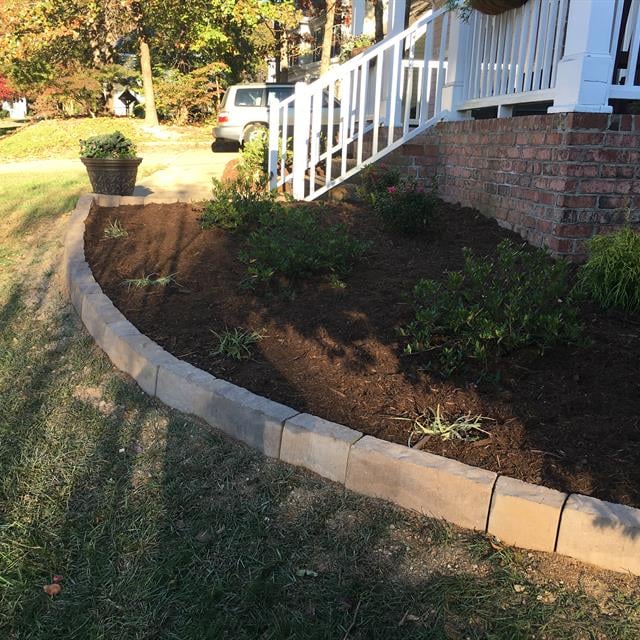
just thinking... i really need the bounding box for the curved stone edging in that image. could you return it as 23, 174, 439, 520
64, 193, 640, 576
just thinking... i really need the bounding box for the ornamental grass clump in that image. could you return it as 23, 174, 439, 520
402, 240, 582, 375
578, 226, 640, 314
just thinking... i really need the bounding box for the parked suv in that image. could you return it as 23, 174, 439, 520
213, 83, 295, 148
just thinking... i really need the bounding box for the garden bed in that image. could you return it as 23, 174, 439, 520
85, 200, 640, 508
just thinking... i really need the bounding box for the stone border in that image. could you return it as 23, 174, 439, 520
64, 194, 640, 576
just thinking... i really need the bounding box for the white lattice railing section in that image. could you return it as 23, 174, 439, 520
463, 0, 569, 106
268, 6, 450, 201
611, 0, 640, 98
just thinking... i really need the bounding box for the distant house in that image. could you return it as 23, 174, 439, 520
2, 98, 27, 120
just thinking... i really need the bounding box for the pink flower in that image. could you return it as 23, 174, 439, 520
387, 186, 397, 194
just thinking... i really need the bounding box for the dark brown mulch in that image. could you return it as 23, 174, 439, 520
85, 200, 640, 508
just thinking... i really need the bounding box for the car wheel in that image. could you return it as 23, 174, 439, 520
242, 124, 267, 145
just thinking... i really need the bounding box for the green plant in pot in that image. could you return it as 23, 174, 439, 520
80, 131, 142, 196
446, 0, 528, 16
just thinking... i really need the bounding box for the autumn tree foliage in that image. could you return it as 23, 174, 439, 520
0, 75, 16, 102
0, 0, 300, 119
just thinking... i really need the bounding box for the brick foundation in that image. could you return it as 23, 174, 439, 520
387, 113, 640, 259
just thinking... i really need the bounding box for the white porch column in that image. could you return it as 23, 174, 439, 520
351, 0, 366, 36
440, 12, 473, 119
548, 0, 616, 114
386, 0, 407, 36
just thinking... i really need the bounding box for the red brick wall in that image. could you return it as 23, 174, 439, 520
387, 113, 640, 259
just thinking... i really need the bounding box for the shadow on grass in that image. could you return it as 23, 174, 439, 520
12, 179, 86, 237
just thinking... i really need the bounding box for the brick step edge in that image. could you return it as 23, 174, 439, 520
63, 193, 640, 577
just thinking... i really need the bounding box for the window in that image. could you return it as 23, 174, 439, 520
234, 88, 264, 107
266, 86, 295, 104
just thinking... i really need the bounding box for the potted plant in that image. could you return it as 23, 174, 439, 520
470, 0, 528, 14
446, 0, 528, 16
80, 131, 142, 196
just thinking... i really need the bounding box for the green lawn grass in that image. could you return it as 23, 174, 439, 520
0, 117, 210, 162
1, 170, 640, 638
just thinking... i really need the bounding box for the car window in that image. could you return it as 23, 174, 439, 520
234, 88, 264, 107
266, 86, 295, 103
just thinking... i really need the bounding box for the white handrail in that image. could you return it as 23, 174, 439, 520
268, 5, 450, 200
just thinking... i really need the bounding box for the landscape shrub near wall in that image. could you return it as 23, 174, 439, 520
402, 240, 582, 375
579, 226, 640, 314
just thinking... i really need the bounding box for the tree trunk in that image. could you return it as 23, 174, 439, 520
373, 0, 384, 42
140, 38, 159, 127
320, 1, 337, 76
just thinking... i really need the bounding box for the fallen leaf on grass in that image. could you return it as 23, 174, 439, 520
43, 584, 62, 597
513, 584, 526, 593
296, 569, 318, 578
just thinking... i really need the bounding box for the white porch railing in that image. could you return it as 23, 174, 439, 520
268, 6, 450, 201
611, 0, 640, 98
270, 0, 640, 202
462, 0, 569, 108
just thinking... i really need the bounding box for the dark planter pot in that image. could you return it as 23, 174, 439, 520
81, 157, 142, 196
469, 0, 528, 15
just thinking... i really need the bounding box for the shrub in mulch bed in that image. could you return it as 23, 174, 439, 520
85, 197, 640, 510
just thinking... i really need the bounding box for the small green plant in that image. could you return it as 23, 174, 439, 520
372, 180, 438, 234
79, 130, 137, 159
578, 226, 640, 314
358, 164, 438, 234
357, 163, 402, 202
200, 173, 280, 232
402, 405, 491, 443
0, 109, 9, 119
240, 128, 268, 175
211, 327, 264, 360
241, 206, 368, 291
103, 219, 128, 239
123, 273, 177, 289
401, 240, 582, 374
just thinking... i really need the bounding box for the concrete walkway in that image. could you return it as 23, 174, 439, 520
133, 148, 237, 201
0, 147, 238, 201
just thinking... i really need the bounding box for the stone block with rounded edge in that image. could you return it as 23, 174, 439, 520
94, 194, 122, 208
99, 320, 173, 396
345, 436, 497, 531
556, 494, 640, 575
487, 476, 567, 552
280, 413, 362, 484
204, 380, 299, 458
119, 196, 146, 206
68, 262, 101, 311
144, 196, 179, 205
156, 358, 218, 419
71, 194, 95, 221
80, 292, 128, 344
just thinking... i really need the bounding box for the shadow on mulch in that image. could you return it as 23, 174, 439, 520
84, 200, 640, 509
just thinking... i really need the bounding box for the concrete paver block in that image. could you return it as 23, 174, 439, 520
81, 292, 128, 344
345, 436, 497, 530
156, 358, 218, 418
281, 413, 362, 484
204, 380, 299, 458
488, 476, 567, 552
119, 196, 146, 206
557, 494, 640, 575
95, 195, 122, 207
68, 262, 101, 312
99, 321, 172, 396
144, 196, 179, 205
